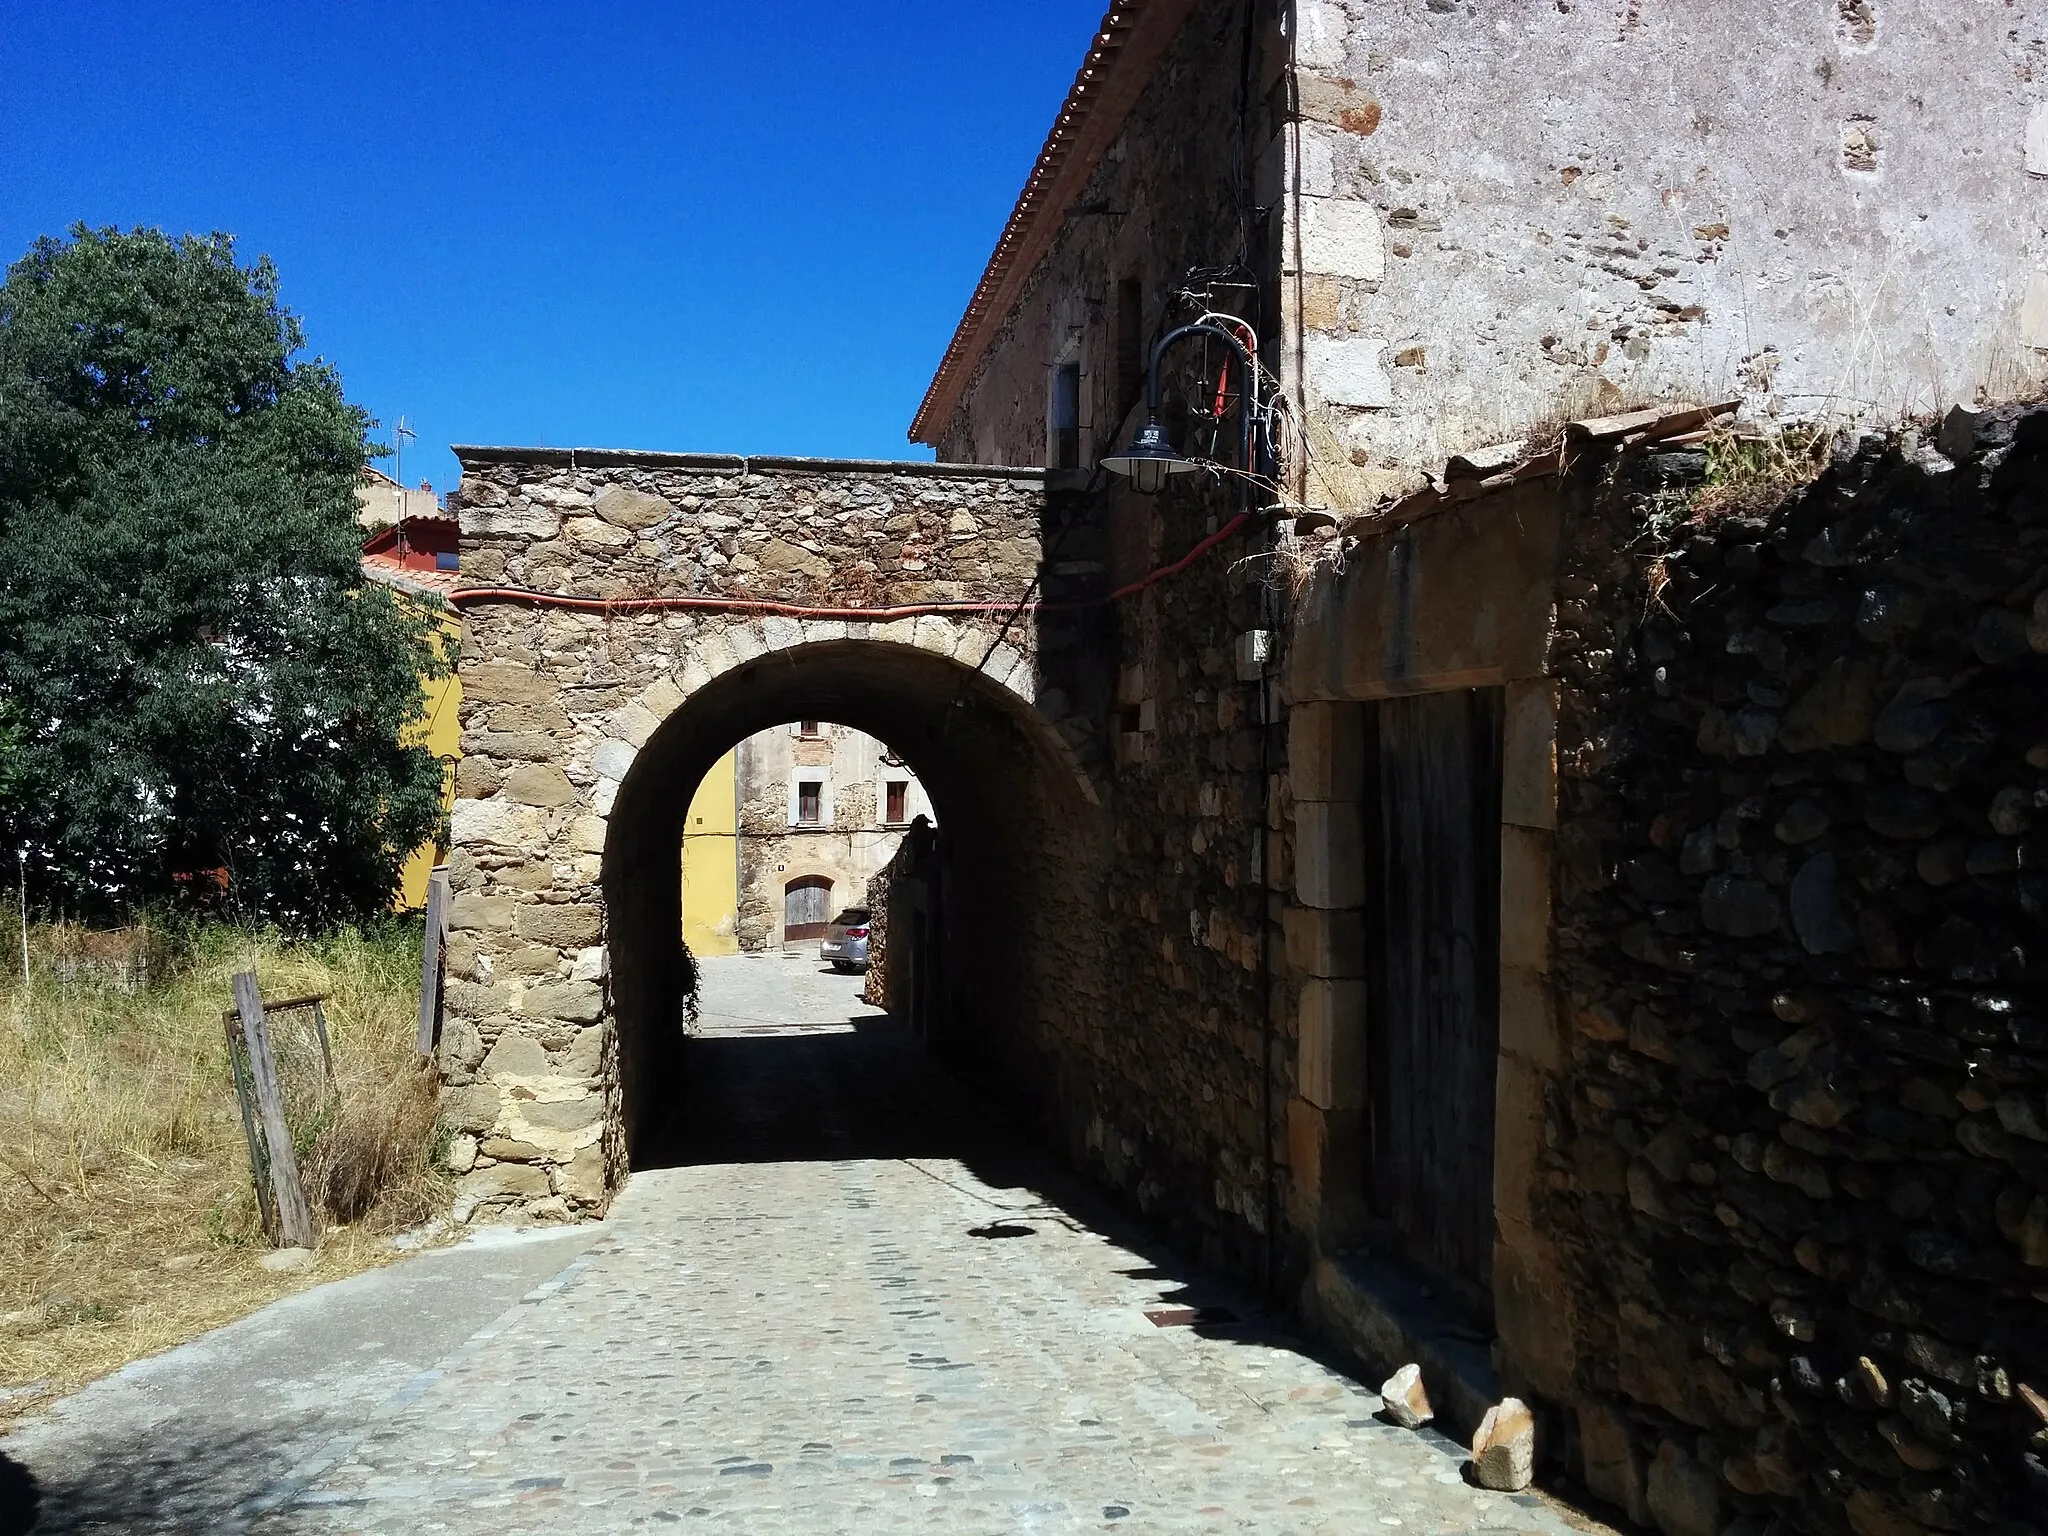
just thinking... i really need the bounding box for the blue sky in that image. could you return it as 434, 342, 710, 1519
0, 1, 1103, 491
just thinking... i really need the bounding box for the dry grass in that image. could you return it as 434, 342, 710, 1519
0, 918, 450, 1425
1686, 418, 1835, 523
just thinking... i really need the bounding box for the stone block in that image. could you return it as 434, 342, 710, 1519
516, 904, 604, 948
559, 1144, 608, 1204
455, 757, 502, 798
464, 662, 555, 706
1499, 827, 1551, 972
912, 614, 960, 657
1298, 979, 1365, 1110
1470, 1398, 1535, 1491
1305, 334, 1393, 409
1294, 801, 1365, 909
481, 1032, 550, 1082
520, 980, 604, 1024
440, 1082, 501, 1135
1380, 1363, 1433, 1429
565, 817, 607, 855
563, 516, 633, 550
1501, 681, 1557, 830
1498, 963, 1559, 1071
451, 798, 548, 849
448, 892, 517, 932
1491, 1054, 1547, 1231
1492, 1221, 1578, 1403
1299, 195, 1385, 282
518, 1096, 603, 1133
637, 676, 686, 722
1645, 1440, 1721, 1536
463, 503, 559, 539
481, 1137, 546, 1162
1289, 702, 1364, 800
608, 702, 662, 748
1577, 1400, 1648, 1525
593, 487, 673, 529
591, 738, 636, 782
504, 764, 577, 807
457, 1162, 550, 1204
560, 1022, 605, 1075
1282, 905, 1365, 978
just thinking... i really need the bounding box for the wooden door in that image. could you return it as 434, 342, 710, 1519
1363, 687, 1504, 1296
783, 876, 832, 942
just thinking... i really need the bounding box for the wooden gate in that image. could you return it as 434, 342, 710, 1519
1363, 687, 1504, 1298
783, 876, 833, 942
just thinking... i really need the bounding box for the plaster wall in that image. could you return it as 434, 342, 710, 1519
1283, 0, 2048, 509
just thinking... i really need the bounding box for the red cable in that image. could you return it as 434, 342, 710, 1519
1105, 512, 1250, 601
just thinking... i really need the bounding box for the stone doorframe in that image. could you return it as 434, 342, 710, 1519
440, 610, 1099, 1225
1280, 479, 1579, 1410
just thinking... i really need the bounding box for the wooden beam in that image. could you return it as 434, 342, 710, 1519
418, 868, 449, 1057
233, 970, 315, 1249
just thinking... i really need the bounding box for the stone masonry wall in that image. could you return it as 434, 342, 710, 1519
931, 0, 1303, 1290
1547, 410, 2048, 1533
438, 452, 1070, 1223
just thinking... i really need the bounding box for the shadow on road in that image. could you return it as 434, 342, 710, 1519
633, 1004, 1294, 1356
0, 1417, 332, 1535
0, 1451, 38, 1536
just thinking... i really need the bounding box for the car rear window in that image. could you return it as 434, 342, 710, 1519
835, 909, 870, 923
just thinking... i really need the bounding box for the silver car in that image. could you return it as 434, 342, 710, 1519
819, 908, 871, 972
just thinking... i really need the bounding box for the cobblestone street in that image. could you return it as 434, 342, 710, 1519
274, 955, 1595, 1535
7, 955, 1607, 1534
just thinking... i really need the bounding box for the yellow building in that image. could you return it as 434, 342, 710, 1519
681, 749, 740, 955
360, 516, 463, 911
395, 605, 461, 911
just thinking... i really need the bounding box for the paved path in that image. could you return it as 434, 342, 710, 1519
3, 955, 1601, 1534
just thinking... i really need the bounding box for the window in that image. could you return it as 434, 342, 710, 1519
885, 781, 908, 825
797, 720, 822, 739
1115, 277, 1145, 422
796, 780, 823, 826
1050, 361, 1081, 470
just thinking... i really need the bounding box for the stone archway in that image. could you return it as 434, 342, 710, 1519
436, 449, 1111, 1222
601, 627, 1102, 1176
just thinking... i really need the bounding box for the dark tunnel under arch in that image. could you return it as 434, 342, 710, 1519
601, 637, 1105, 1164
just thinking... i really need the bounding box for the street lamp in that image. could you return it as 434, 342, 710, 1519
1102, 322, 1258, 496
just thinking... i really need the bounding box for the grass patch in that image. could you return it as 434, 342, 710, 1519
1687, 420, 1833, 524
0, 918, 449, 1424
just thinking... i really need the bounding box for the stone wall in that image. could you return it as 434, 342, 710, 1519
1285, 0, 2048, 510
923, 0, 1304, 1288
930, 0, 1287, 471
439, 450, 1097, 1220
1547, 409, 2048, 1533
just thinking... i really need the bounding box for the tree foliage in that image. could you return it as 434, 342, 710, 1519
0, 226, 445, 925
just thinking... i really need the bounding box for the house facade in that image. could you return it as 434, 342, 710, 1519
675, 723, 933, 953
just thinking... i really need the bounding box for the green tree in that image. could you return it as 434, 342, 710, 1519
0, 226, 445, 925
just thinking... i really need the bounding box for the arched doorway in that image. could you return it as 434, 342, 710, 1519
601, 633, 1104, 1166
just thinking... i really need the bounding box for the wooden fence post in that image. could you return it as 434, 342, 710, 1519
232, 970, 315, 1249
418, 867, 449, 1057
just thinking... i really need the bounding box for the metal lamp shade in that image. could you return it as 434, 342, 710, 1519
1101, 417, 1196, 495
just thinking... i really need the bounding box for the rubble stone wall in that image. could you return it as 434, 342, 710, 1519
1549, 409, 2048, 1533
438, 450, 1100, 1221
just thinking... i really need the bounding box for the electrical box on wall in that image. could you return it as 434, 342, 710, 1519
1235, 630, 1275, 681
